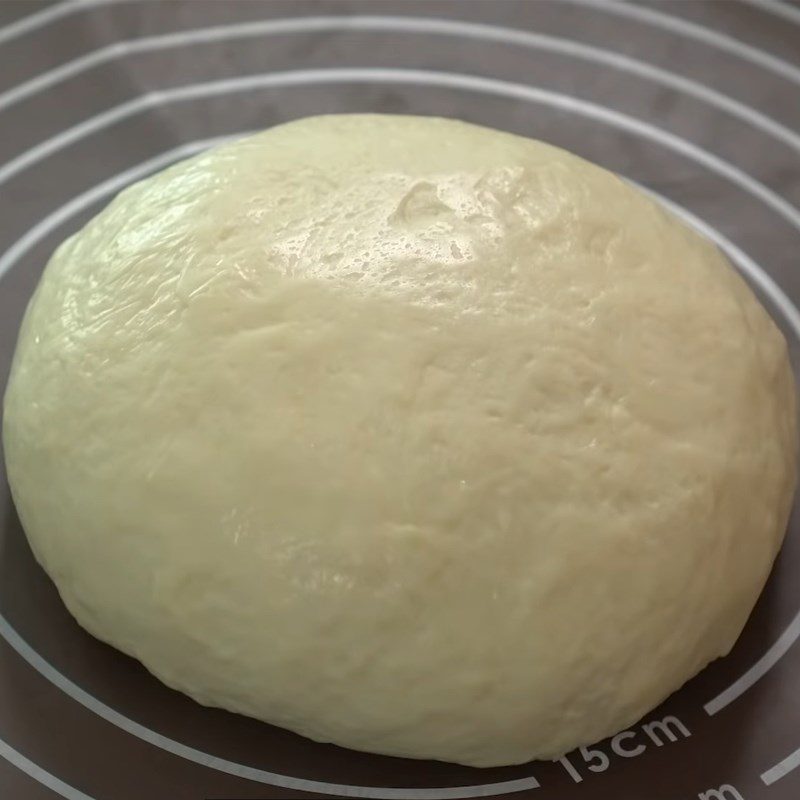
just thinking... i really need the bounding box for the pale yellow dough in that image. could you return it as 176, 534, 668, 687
3, 115, 797, 767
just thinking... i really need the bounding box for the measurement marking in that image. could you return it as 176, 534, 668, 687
556, 756, 583, 783
0, 733, 96, 800
556, 715, 690, 783
704, 606, 800, 715
641, 715, 691, 746
761, 745, 800, 785
698, 785, 745, 800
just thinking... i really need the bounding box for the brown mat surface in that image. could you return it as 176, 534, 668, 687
1, 1, 799, 798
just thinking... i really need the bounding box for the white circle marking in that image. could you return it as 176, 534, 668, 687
0, 13, 798, 164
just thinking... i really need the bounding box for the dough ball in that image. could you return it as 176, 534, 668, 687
3, 115, 796, 767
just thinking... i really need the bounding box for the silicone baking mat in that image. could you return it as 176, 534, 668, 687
1, 1, 799, 798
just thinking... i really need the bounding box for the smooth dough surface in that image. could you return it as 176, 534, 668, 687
3, 115, 797, 767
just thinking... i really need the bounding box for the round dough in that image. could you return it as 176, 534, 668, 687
3, 115, 796, 767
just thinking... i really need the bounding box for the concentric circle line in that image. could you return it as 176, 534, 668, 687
739, 0, 800, 27
704, 606, 800, 716
0, 734, 95, 800
2, 77, 800, 795
0, 0, 110, 48
4, 0, 799, 92
562, 0, 800, 87
762, 743, 800, 785
1, 67, 799, 238
2, 15, 800, 161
